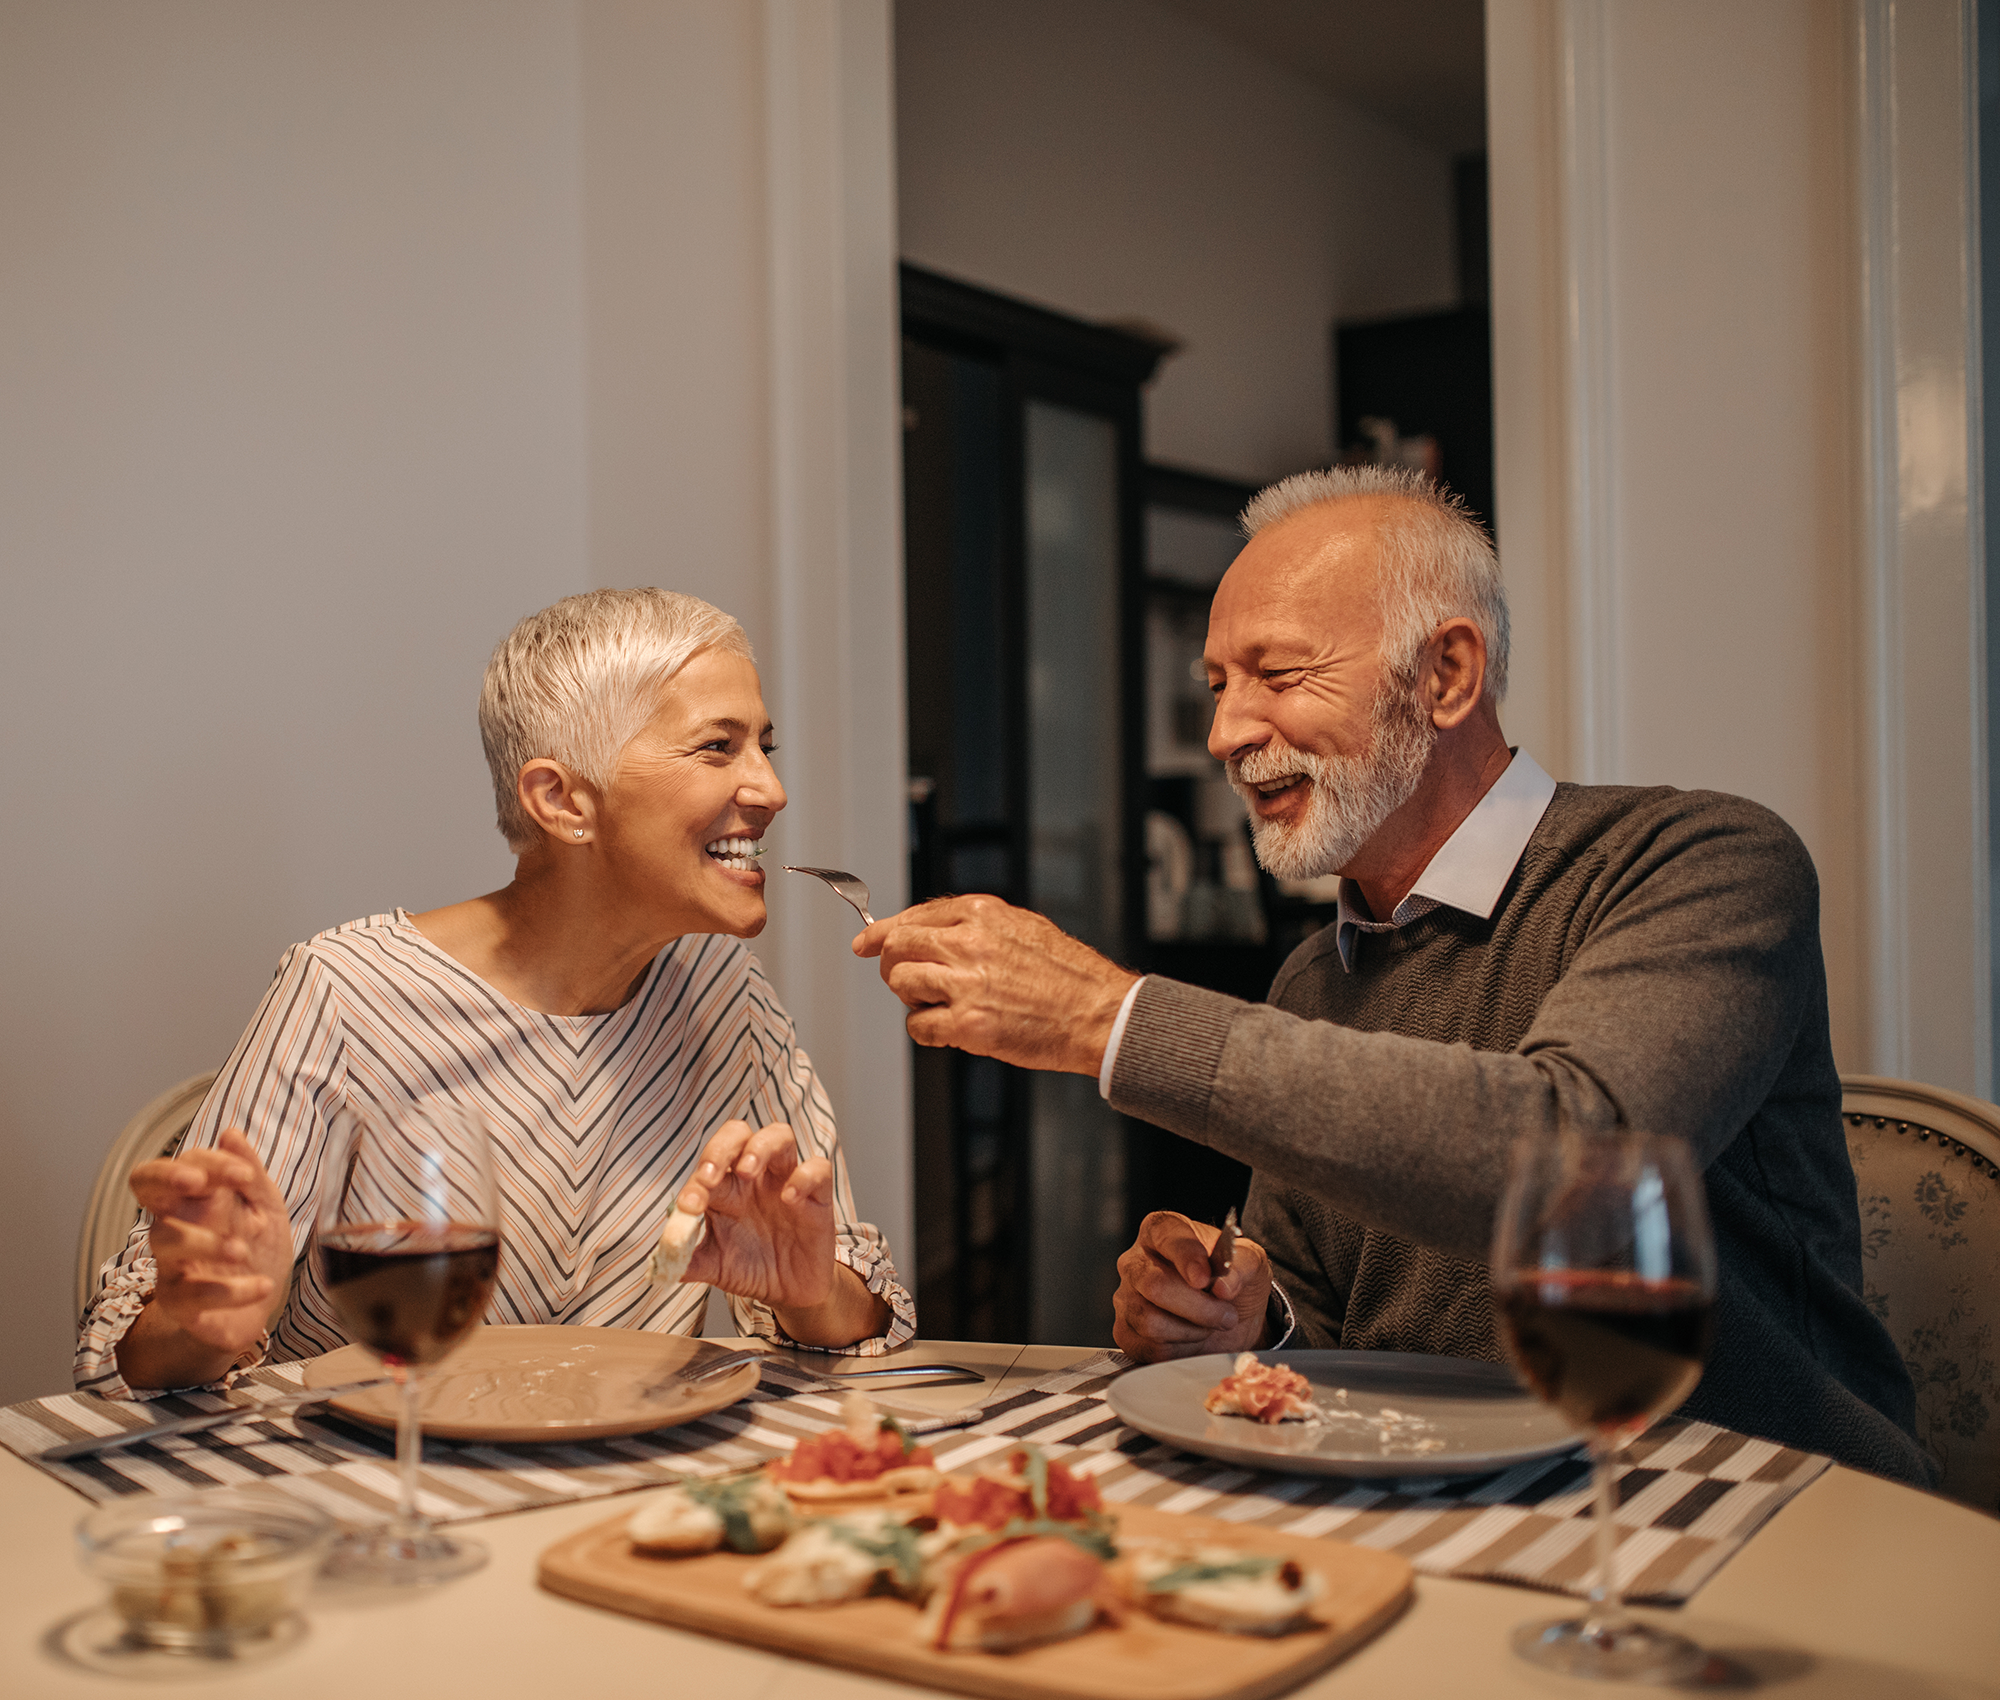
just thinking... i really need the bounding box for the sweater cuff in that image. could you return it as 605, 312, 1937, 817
1265, 1279, 1297, 1349
1105, 976, 1245, 1139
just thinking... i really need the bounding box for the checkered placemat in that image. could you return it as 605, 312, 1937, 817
1, 1351, 1828, 1605
919, 1352, 1830, 1606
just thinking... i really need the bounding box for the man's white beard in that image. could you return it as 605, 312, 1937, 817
1225, 686, 1437, 881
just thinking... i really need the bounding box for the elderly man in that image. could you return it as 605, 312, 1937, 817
858, 465, 1930, 1487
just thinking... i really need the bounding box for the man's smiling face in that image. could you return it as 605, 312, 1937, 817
1203, 496, 1437, 881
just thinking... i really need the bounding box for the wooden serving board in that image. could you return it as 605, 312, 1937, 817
537, 1503, 1412, 1700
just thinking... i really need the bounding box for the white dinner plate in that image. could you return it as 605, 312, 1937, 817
1105, 1350, 1581, 1478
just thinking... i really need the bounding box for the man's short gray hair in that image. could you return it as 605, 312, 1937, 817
1240, 464, 1509, 701
479, 588, 754, 850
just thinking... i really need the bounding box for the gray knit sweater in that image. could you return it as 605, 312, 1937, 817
1109, 782, 1933, 1487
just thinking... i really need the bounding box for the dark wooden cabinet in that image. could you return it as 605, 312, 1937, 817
900, 265, 1162, 1345
900, 272, 1366, 1341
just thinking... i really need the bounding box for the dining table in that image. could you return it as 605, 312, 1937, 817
2, 1337, 1996, 1700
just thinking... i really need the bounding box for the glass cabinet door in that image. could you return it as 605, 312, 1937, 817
1023, 399, 1127, 1346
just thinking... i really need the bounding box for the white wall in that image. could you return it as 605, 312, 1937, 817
894, 0, 1460, 484
1488, 0, 1988, 1090
576, 0, 912, 1278
0, 0, 909, 1407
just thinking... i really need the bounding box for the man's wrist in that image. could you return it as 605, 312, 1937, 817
1095, 976, 1147, 1098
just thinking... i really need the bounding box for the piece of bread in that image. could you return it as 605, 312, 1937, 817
648, 1205, 705, 1287
629, 1473, 792, 1556
937, 1596, 1097, 1653
780, 1465, 941, 1503
743, 1511, 924, 1607
628, 1487, 724, 1556
1122, 1541, 1323, 1636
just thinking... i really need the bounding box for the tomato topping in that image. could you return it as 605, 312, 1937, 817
932, 1452, 1103, 1528
771, 1425, 936, 1484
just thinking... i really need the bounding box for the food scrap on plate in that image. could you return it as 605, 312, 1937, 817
1203, 1352, 1319, 1424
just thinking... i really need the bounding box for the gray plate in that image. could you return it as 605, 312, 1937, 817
1104, 1351, 1581, 1479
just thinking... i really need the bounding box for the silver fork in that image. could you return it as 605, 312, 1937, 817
676, 1347, 768, 1386
784, 866, 875, 927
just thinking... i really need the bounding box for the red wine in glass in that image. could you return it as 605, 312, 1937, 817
321, 1223, 500, 1368
1491, 1129, 1718, 1683
1497, 1270, 1713, 1441
313, 1098, 501, 1586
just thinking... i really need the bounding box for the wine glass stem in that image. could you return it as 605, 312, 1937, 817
393, 1365, 423, 1540
1583, 1436, 1628, 1636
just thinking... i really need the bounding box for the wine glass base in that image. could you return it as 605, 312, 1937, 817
1512, 1615, 1705, 1683
321, 1526, 488, 1587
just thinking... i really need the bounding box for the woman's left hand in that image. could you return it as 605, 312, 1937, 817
677, 1120, 836, 1312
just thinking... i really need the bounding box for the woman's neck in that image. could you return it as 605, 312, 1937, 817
409, 862, 678, 1016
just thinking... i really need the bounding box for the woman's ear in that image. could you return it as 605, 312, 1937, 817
516, 759, 600, 846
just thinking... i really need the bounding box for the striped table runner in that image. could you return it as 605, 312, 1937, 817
938, 1352, 1831, 1606
1, 1351, 1828, 1605
0, 1359, 853, 1530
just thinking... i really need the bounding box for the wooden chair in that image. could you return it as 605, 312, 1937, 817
74, 1071, 217, 1319
1840, 1073, 2000, 1515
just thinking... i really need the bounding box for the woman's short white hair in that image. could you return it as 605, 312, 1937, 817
1239, 464, 1509, 701
479, 588, 754, 850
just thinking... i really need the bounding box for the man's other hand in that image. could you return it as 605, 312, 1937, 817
1112, 1210, 1272, 1362
853, 895, 1139, 1077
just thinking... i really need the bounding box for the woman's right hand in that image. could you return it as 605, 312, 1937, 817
116, 1129, 293, 1385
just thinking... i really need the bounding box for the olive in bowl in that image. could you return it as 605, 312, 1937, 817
76, 1486, 335, 1653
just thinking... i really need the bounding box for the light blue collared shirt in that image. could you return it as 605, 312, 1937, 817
1333, 749, 1558, 969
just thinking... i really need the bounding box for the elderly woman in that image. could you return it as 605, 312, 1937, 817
78, 589, 913, 1397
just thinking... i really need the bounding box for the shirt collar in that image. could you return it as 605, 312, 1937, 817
1334, 750, 1557, 970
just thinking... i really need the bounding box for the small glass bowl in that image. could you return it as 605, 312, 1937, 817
76, 1486, 335, 1654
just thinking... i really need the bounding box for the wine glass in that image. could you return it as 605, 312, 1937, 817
313, 1097, 501, 1585
1491, 1127, 1718, 1682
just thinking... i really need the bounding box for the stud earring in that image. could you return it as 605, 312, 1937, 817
573, 830, 585, 839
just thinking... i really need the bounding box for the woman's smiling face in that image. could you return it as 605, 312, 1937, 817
597, 648, 786, 938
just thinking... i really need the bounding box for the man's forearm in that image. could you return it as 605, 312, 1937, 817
772, 1263, 893, 1348
1107, 978, 1540, 1261
1114, 971, 1808, 1266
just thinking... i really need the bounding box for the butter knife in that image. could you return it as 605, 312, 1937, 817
815, 1363, 985, 1388
1208, 1206, 1240, 1286
678, 1355, 984, 1391
42, 1378, 391, 1462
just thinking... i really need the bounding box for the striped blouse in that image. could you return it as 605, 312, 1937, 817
76, 912, 916, 1398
